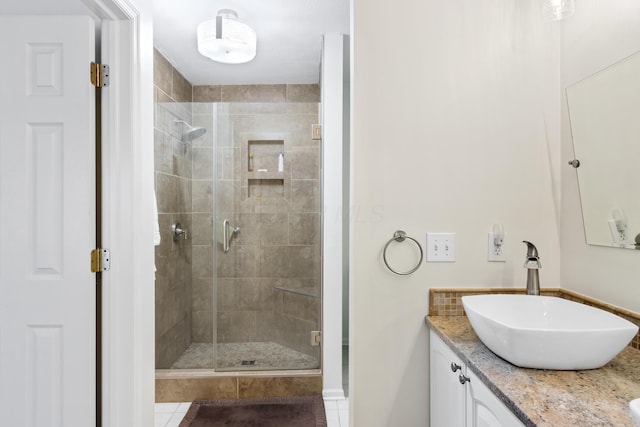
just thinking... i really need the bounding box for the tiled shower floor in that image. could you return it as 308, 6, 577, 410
170, 342, 319, 370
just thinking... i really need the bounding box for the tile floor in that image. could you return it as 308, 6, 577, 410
154, 402, 191, 427
154, 398, 349, 427
323, 398, 350, 427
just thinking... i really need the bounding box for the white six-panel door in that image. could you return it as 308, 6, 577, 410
0, 16, 96, 426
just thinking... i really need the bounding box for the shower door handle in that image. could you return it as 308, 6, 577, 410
223, 219, 230, 253
221, 219, 240, 253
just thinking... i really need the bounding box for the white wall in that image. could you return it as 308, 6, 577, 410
561, 0, 640, 312
351, 0, 561, 425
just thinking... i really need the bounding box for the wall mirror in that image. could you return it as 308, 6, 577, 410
566, 50, 640, 249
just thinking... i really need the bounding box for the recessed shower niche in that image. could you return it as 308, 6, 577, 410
242, 137, 288, 200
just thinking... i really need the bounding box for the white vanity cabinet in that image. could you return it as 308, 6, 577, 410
430, 330, 525, 427
430, 329, 466, 426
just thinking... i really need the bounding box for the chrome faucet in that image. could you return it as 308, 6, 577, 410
523, 241, 541, 295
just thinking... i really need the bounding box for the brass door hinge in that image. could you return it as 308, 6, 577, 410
91, 248, 111, 273
90, 62, 110, 88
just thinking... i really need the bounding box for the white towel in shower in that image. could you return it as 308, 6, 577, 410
153, 190, 161, 246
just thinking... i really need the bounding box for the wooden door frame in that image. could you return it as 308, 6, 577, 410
87, 0, 155, 425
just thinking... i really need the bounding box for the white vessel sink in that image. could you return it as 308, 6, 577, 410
461, 294, 638, 370
630, 398, 640, 426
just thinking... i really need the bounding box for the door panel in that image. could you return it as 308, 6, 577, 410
467, 370, 525, 427
430, 331, 466, 427
0, 16, 96, 426
213, 103, 322, 372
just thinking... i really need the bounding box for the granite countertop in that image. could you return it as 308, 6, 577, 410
427, 315, 640, 427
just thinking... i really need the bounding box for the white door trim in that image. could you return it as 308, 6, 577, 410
86, 0, 155, 425
321, 34, 349, 401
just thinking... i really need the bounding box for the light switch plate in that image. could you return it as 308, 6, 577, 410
426, 233, 456, 262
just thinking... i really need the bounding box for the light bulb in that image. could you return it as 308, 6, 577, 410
612, 209, 628, 234
492, 223, 504, 247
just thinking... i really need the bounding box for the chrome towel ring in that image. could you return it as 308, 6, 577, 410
383, 230, 424, 275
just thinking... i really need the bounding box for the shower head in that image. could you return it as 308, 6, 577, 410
174, 120, 206, 142
183, 125, 206, 142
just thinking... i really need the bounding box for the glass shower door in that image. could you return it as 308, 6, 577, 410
213, 102, 322, 371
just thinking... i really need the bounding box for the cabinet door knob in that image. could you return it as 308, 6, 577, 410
458, 374, 471, 385
450, 362, 462, 372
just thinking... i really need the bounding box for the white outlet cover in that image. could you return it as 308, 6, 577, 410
426, 233, 456, 262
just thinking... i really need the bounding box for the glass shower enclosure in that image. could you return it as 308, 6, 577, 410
154, 101, 321, 372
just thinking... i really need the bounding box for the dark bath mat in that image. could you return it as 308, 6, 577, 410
179, 395, 327, 427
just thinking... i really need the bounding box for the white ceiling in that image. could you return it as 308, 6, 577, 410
154, 0, 350, 86
1, 0, 350, 87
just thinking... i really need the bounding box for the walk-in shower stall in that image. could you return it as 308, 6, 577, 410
154, 100, 322, 373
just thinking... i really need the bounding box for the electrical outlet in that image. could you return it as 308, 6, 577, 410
426, 233, 456, 262
487, 232, 507, 262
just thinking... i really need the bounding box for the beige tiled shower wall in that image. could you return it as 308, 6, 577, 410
154, 49, 194, 368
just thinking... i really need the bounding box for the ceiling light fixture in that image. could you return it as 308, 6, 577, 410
197, 9, 256, 64
542, 0, 575, 21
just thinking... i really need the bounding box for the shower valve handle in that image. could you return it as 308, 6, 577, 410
172, 222, 187, 241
